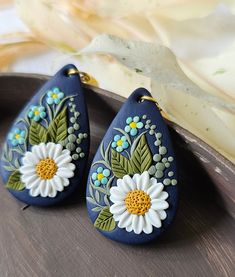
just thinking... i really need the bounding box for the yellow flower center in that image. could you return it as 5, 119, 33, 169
34, 110, 40, 116
52, 93, 58, 99
125, 189, 151, 215
15, 134, 21, 140
129, 122, 137, 129
97, 173, 104, 181
116, 140, 123, 146
36, 158, 58, 180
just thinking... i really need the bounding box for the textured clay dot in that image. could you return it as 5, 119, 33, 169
76, 147, 82, 153
70, 117, 76, 124
66, 142, 75, 151
163, 178, 171, 186
148, 165, 156, 175
155, 170, 164, 178
156, 133, 162, 139
68, 134, 76, 143
68, 127, 74, 134
72, 154, 79, 160
159, 146, 167, 155
168, 171, 174, 177
153, 154, 161, 162
79, 153, 85, 158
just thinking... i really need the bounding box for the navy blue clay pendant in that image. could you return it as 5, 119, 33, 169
86, 88, 178, 244
0, 64, 89, 206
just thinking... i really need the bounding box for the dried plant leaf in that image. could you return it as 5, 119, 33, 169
81, 34, 235, 163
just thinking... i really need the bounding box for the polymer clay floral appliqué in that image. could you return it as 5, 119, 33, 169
20, 143, 75, 197
109, 171, 169, 234
87, 114, 177, 234
1, 87, 88, 197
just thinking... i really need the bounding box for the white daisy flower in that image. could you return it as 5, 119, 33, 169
19, 142, 75, 198
109, 171, 169, 235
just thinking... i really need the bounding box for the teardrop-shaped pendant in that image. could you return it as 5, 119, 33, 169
86, 88, 178, 244
0, 64, 89, 206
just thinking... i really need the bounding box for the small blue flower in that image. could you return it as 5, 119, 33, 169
111, 135, 129, 152
28, 106, 46, 122
124, 116, 144, 136
46, 87, 64, 105
8, 128, 26, 146
92, 167, 111, 187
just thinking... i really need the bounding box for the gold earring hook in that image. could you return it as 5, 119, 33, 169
140, 96, 169, 121
67, 68, 91, 84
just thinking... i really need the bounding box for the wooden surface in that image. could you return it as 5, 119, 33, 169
0, 75, 234, 277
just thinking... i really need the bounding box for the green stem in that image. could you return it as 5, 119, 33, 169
54, 94, 77, 118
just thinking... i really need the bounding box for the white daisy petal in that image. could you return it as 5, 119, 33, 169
38, 143, 47, 158
53, 176, 64, 191
113, 213, 122, 222
68, 163, 76, 171
62, 178, 70, 187
134, 215, 145, 234
20, 167, 36, 177
47, 142, 56, 158
23, 152, 39, 165
57, 168, 74, 178
110, 203, 126, 215
158, 210, 167, 220
20, 174, 39, 185
61, 149, 70, 156
110, 187, 126, 200
145, 209, 162, 228
117, 179, 130, 193
138, 171, 150, 191
39, 180, 50, 197
143, 217, 153, 234
50, 143, 63, 159
32, 144, 44, 160
147, 182, 164, 199
158, 191, 169, 200
56, 154, 72, 166
118, 210, 133, 228
126, 225, 133, 232
24, 178, 40, 189
48, 185, 57, 198
29, 185, 41, 197
151, 199, 169, 210
133, 173, 141, 189
123, 175, 136, 190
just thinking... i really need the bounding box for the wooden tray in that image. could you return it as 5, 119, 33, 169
0, 74, 234, 277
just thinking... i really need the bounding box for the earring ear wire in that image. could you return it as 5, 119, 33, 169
67, 68, 91, 84
140, 95, 170, 121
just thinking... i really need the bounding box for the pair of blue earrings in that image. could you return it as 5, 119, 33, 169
0, 65, 178, 245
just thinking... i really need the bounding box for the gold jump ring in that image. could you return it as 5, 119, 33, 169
140, 95, 169, 120
67, 68, 91, 83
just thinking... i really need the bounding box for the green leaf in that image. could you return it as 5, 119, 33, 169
91, 182, 109, 195
130, 133, 152, 174
95, 190, 100, 202
3, 165, 15, 172
92, 207, 102, 212
29, 120, 47, 145
86, 197, 97, 205
104, 195, 110, 207
6, 171, 25, 191
94, 207, 116, 232
47, 106, 68, 143
111, 149, 132, 178
104, 141, 112, 162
